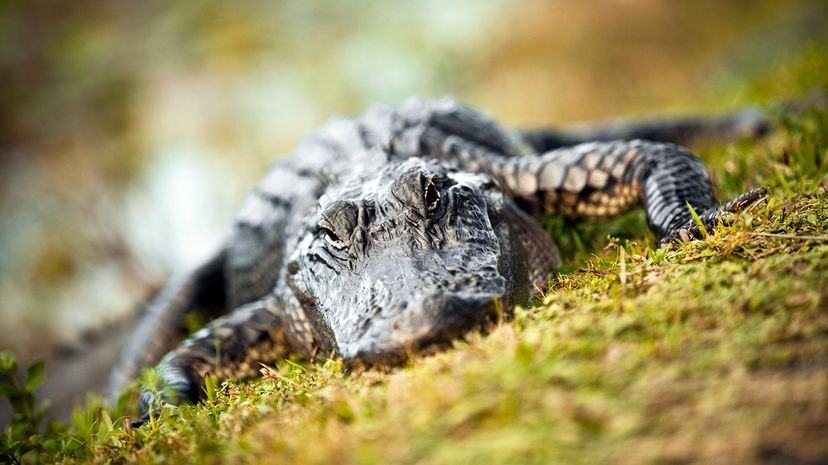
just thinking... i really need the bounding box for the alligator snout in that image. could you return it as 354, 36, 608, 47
339, 292, 503, 367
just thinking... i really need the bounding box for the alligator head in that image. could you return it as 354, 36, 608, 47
286, 157, 525, 366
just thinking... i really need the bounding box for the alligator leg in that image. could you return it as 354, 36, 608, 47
487, 140, 766, 244
393, 100, 765, 245
520, 106, 770, 151
135, 293, 313, 424
108, 246, 227, 400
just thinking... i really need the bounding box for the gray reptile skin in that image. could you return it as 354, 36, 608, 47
108, 98, 767, 422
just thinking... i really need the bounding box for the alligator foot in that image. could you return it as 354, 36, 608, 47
661, 187, 768, 245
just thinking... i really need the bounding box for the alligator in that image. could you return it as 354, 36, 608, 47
109, 98, 767, 423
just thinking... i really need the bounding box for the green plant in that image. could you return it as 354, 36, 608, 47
0, 351, 48, 464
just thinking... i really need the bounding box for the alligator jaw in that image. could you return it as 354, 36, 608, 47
339, 292, 505, 368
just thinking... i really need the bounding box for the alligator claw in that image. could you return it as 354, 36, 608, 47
661, 187, 768, 245
131, 389, 163, 427
720, 187, 768, 214
130, 354, 201, 427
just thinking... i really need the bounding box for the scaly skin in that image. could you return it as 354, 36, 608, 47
109, 98, 767, 424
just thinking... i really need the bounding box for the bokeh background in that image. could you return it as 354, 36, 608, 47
1, 0, 826, 421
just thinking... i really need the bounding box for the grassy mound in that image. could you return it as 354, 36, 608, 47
3, 44, 827, 465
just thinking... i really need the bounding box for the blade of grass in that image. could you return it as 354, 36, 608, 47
686, 202, 709, 239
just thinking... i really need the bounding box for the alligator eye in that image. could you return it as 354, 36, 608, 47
424, 178, 441, 215
320, 225, 347, 250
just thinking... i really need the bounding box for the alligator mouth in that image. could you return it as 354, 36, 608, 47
339, 293, 503, 368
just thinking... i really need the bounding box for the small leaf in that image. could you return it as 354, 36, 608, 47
284, 359, 308, 374
98, 410, 113, 436
25, 361, 46, 391
203, 374, 219, 404
35, 399, 51, 419
686, 202, 709, 239
0, 351, 17, 376
0, 384, 19, 398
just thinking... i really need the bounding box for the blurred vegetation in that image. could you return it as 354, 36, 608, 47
1, 0, 827, 462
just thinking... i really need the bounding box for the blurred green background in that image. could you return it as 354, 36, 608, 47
0, 0, 825, 418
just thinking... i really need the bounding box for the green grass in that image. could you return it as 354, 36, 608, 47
3, 44, 828, 465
